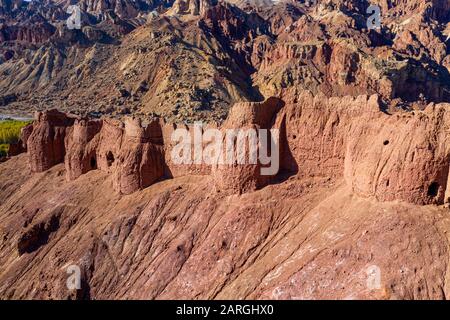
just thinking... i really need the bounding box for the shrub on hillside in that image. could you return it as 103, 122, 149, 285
0, 120, 30, 144
0, 120, 30, 157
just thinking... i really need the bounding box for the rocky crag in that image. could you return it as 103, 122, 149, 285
0, 0, 448, 120
17, 89, 450, 203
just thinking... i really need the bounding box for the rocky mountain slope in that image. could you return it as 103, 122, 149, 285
0, 0, 449, 120
1, 0, 450, 300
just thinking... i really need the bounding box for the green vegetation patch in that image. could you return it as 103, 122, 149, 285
0, 144, 8, 157
0, 120, 31, 157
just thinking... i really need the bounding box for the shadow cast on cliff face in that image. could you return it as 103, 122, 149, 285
17, 209, 62, 255
392, 57, 450, 104
163, 163, 174, 180
269, 110, 298, 187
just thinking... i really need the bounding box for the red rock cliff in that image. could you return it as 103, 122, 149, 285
21, 92, 450, 205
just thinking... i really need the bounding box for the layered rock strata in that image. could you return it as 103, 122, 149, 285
17, 92, 450, 205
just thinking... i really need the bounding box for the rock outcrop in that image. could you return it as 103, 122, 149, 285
64, 117, 165, 194
276, 89, 450, 205
1, 0, 448, 120
211, 97, 284, 194
20, 90, 450, 206
114, 118, 165, 194
64, 118, 103, 181
0, 18, 55, 44
25, 98, 284, 195
170, 0, 212, 16
27, 110, 76, 173
345, 104, 450, 205
3, 132, 450, 299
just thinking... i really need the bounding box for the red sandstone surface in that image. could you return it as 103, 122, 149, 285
1, 0, 450, 300
2, 89, 450, 299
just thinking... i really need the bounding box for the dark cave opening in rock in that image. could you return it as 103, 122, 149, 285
427, 182, 439, 198
106, 151, 114, 167
90, 156, 97, 169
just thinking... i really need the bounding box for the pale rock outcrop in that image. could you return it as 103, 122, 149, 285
170, 0, 212, 16
211, 97, 284, 194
